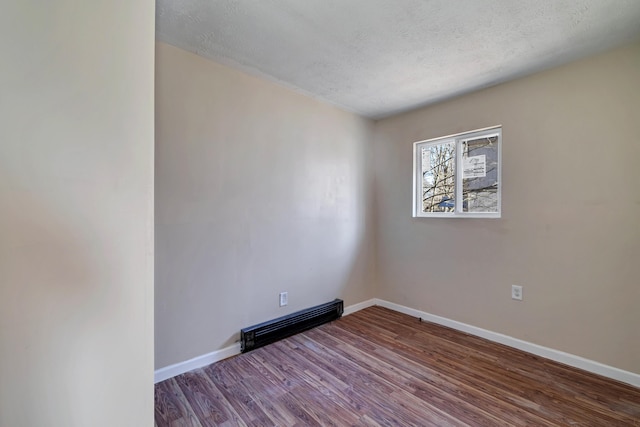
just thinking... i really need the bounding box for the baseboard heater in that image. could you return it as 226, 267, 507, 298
240, 299, 344, 353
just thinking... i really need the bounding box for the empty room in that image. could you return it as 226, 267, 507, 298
2, 1, 639, 426
153, 1, 640, 425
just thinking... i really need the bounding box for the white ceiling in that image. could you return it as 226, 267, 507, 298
156, 0, 640, 119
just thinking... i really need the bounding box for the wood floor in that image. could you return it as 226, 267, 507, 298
155, 306, 640, 426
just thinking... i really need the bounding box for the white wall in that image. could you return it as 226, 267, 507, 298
373, 42, 640, 373
155, 43, 375, 368
0, 1, 155, 426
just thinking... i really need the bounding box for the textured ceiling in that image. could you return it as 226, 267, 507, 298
156, 0, 640, 119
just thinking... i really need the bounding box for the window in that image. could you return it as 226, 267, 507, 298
413, 126, 501, 218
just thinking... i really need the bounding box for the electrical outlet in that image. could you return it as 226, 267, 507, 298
279, 291, 288, 307
511, 285, 523, 301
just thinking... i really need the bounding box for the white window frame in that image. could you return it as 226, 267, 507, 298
413, 126, 502, 218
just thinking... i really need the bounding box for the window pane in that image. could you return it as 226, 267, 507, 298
462, 136, 498, 213
421, 142, 455, 213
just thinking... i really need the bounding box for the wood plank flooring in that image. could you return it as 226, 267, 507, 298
155, 306, 640, 426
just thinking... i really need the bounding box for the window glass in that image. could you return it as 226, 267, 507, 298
462, 136, 499, 213
421, 141, 455, 213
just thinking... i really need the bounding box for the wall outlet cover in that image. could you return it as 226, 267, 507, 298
279, 292, 288, 307
512, 285, 523, 301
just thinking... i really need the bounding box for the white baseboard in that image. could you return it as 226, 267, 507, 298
343, 298, 376, 316
373, 298, 640, 388
154, 343, 241, 383
154, 299, 375, 383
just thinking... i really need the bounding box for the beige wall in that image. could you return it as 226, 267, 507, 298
0, 1, 155, 426
155, 43, 375, 368
373, 42, 640, 373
